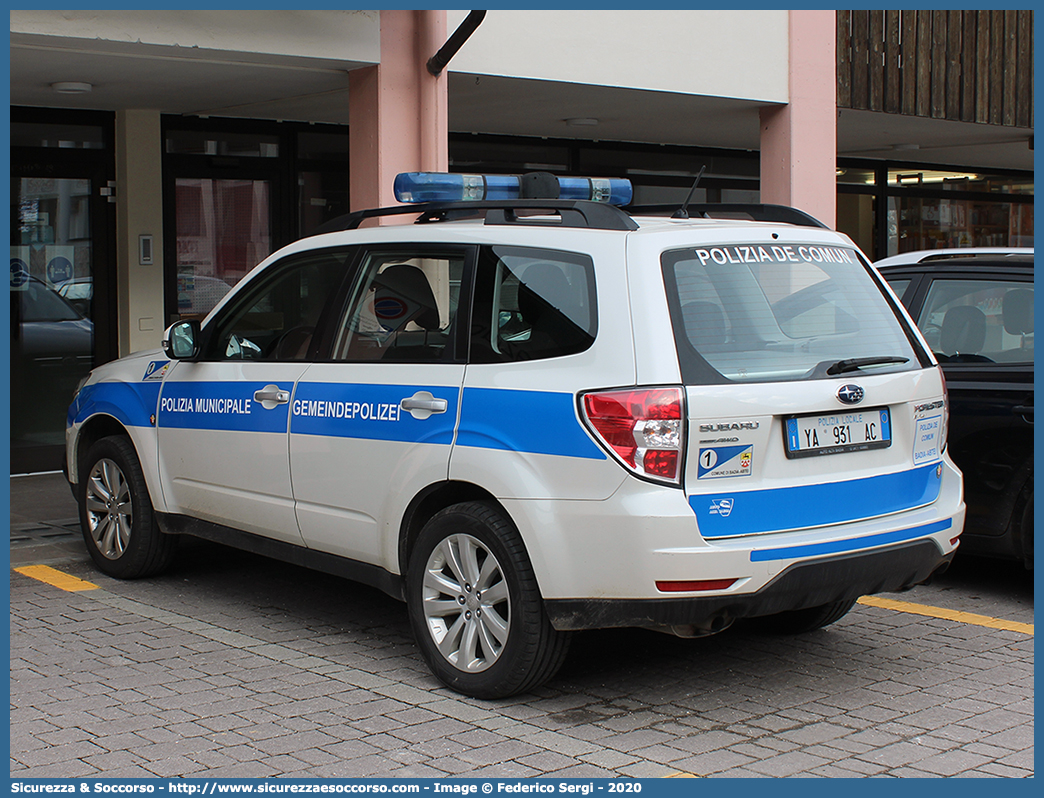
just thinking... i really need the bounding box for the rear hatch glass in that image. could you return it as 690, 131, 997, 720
661, 243, 924, 385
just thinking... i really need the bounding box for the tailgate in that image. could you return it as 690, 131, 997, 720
684, 368, 947, 539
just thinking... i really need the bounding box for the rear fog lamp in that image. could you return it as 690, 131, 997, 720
656, 579, 737, 593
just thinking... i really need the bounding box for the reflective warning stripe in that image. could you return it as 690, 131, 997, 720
14, 565, 99, 592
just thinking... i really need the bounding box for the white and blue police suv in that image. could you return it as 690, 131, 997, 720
66, 172, 964, 698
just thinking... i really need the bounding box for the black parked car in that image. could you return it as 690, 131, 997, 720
876, 248, 1033, 568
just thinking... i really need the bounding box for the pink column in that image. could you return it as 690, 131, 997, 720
349, 10, 448, 213
760, 10, 837, 229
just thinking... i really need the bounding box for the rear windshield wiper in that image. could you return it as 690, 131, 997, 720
810, 356, 910, 378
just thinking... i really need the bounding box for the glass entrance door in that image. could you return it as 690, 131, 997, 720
11, 176, 100, 472
10, 118, 115, 473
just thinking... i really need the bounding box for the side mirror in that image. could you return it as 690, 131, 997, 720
161, 320, 201, 360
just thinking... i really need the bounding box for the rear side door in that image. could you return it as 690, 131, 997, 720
451, 240, 635, 502
290, 245, 470, 566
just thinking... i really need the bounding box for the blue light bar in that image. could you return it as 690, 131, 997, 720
393, 172, 633, 206
556, 177, 632, 206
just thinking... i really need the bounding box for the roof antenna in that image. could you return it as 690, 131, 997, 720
672, 165, 707, 219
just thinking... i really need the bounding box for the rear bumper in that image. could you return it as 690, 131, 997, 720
544, 539, 952, 631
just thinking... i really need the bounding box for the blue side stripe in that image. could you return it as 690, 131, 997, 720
455, 387, 606, 460
69, 382, 160, 429
291, 382, 458, 445
691, 462, 943, 538
158, 381, 290, 433
72, 379, 602, 460
750, 519, 953, 562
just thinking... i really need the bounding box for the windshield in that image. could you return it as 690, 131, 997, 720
662, 243, 922, 384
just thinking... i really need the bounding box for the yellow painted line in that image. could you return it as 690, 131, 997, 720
858, 595, 1032, 636
666, 772, 699, 778
14, 565, 99, 592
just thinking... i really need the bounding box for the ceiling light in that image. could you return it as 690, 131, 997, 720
51, 82, 93, 94
565, 118, 599, 127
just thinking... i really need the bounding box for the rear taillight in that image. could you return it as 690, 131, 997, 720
581, 387, 685, 486
938, 366, 949, 454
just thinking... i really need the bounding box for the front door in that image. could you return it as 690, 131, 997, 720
156, 248, 349, 543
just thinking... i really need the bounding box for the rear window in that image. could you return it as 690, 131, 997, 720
470, 245, 596, 363
662, 243, 922, 384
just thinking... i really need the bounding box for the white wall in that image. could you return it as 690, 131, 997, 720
446, 10, 789, 103
10, 9, 381, 64
115, 111, 166, 356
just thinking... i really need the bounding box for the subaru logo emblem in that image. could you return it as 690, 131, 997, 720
837, 384, 865, 405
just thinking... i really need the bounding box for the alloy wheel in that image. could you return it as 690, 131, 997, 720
421, 533, 510, 672
85, 457, 133, 559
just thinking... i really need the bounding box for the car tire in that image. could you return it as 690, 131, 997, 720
751, 598, 858, 635
78, 436, 177, 579
406, 501, 570, 699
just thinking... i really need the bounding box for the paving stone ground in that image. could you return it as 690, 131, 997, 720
9, 473, 1035, 778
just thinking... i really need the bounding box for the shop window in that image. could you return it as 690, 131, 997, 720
298, 170, 349, 238
10, 122, 105, 149
298, 131, 349, 160
836, 168, 877, 186
174, 178, 272, 318
450, 138, 570, 173
887, 197, 1034, 255
837, 193, 877, 260
166, 130, 279, 158
886, 169, 1033, 195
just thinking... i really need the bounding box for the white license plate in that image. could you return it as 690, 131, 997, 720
785, 407, 891, 459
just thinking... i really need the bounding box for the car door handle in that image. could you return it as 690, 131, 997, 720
253, 385, 290, 407
400, 391, 448, 420
1013, 404, 1034, 421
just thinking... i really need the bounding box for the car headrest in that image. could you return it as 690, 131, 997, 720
940, 304, 986, 354
1002, 288, 1034, 336
681, 301, 727, 348
373, 265, 441, 331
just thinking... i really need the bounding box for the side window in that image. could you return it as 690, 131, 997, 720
202, 250, 348, 361
918, 279, 1033, 363
471, 246, 596, 363
332, 249, 465, 362
884, 278, 912, 305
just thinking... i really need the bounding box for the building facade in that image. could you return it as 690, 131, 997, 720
9, 9, 1034, 472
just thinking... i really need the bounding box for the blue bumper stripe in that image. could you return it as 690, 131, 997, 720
750, 518, 953, 562
691, 462, 943, 538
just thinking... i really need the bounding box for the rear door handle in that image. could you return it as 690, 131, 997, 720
1013, 404, 1034, 422
401, 391, 448, 420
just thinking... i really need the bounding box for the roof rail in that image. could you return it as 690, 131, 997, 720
304, 199, 639, 238
628, 203, 829, 229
